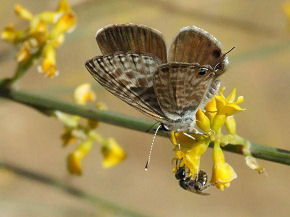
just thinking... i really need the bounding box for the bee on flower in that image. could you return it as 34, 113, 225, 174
1, 0, 76, 78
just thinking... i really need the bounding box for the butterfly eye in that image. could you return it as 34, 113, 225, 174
198, 68, 208, 76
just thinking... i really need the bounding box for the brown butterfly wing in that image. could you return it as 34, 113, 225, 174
85, 52, 166, 121
96, 23, 167, 63
168, 26, 228, 74
153, 63, 216, 119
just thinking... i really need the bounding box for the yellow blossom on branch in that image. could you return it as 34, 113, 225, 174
67, 139, 93, 175
55, 84, 125, 175
74, 83, 96, 105
1, 0, 76, 78
101, 138, 126, 168
171, 88, 264, 192
211, 142, 237, 191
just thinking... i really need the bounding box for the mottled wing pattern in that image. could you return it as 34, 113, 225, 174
85, 52, 166, 121
154, 63, 215, 119
168, 26, 228, 74
96, 23, 167, 63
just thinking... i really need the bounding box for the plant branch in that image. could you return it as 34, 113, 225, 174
0, 160, 149, 217
0, 87, 289, 166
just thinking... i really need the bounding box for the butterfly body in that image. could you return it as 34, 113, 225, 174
85, 24, 229, 132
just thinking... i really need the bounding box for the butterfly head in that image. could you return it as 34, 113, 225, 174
213, 46, 236, 77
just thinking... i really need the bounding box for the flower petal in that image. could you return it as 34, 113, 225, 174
38, 44, 59, 78
221, 103, 246, 116
67, 140, 93, 175
211, 114, 226, 133
50, 12, 76, 38
16, 42, 31, 63
74, 83, 96, 105
225, 116, 236, 135
101, 138, 126, 168
57, 0, 72, 13
14, 4, 33, 20
196, 109, 211, 133
211, 143, 237, 191
226, 88, 236, 102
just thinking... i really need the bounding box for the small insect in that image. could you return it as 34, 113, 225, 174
175, 166, 211, 195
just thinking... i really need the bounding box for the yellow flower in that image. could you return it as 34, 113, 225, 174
171, 132, 210, 176
101, 138, 126, 168
50, 13, 76, 39
211, 142, 237, 191
215, 88, 245, 116
74, 83, 96, 105
211, 114, 226, 133
67, 139, 93, 175
2, 0, 76, 77
225, 116, 236, 135
30, 20, 48, 45
57, 0, 72, 13
14, 4, 33, 20
61, 128, 77, 147
1, 25, 25, 44
16, 42, 31, 63
38, 43, 58, 78
170, 88, 260, 192
196, 109, 211, 133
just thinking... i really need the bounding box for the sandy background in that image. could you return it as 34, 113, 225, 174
0, 0, 289, 216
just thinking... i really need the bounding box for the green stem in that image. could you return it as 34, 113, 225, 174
0, 49, 42, 87
0, 87, 289, 166
0, 160, 149, 217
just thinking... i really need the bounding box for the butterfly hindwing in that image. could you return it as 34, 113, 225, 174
96, 24, 167, 63
85, 52, 166, 121
153, 63, 215, 119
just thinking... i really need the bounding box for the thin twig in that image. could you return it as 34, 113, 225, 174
0, 87, 289, 166
0, 160, 150, 217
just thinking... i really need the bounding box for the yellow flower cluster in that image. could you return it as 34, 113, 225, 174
171, 88, 263, 191
56, 83, 126, 175
1, 0, 76, 78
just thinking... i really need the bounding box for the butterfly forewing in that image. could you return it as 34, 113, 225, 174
85, 52, 166, 121
96, 24, 167, 63
168, 26, 228, 74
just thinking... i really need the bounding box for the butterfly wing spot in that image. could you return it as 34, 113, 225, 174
212, 49, 221, 58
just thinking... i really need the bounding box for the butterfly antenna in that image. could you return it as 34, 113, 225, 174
214, 46, 236, 71
145, 124, 162, 171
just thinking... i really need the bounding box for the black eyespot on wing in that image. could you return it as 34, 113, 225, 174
212, 49, 221, 58
198, 68, 208, 76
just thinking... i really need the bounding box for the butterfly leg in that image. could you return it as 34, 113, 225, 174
174, 131, 181, 150
183, 132, 196, 141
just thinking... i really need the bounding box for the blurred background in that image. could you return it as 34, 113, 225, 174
0, 0, 290, 216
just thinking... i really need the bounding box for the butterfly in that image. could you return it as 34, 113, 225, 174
85, 24, 231, 167
85, 23, 230, 130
